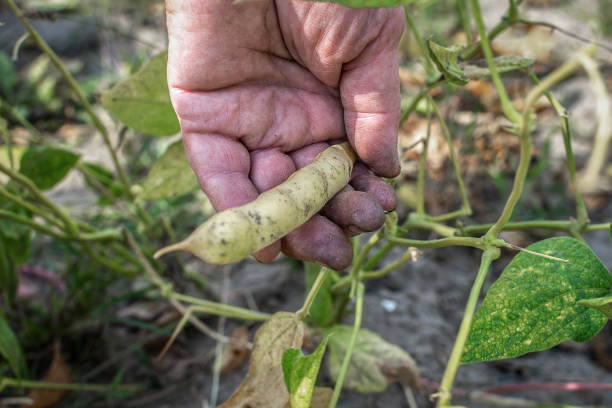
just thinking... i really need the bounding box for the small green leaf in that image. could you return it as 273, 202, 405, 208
101, 51, 180, 137
140, 140, 200, 200
463, 237, 611, 364
578, 295, 612, 319
282, 336, 329, 408
81, 162, 124, 205
305, 262, 333, 327
0, 312, 28, 379
326, 325, 420, 393
19, 146, 80, 190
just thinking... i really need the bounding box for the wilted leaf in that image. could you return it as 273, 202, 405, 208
140, 140, 200, 200
19, 146, 80, 190
282, 336, 329, 408
24, 342, 71, 408
219, 312, 304, 408
428, 40, 534, 85
305, 262, 333, 327
463, 237, 611, 363
221, 325, 251, 374
326, 326, 420, 393
0, 312, 27, 379
101, 51, 180, 137
461, 55, 534, 79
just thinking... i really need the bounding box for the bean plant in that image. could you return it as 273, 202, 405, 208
0, 0, 611, 407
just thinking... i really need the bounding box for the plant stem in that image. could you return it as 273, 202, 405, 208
169, 292, 270, 321
428, 96, 472, 216
463, 220, 609, 235
416, 98, 431, 216
0, 161, 77, 235
386, 235, 483, 249
0, 377, 142, 393
525, 68, 589, 225
469, 0, 522, 124
400, 79, 447, 127
296, 267, 330, 320
0, 185, 64, 229
329, 283, 364, 408
404, 7, 435, 76
437, 247, 500, 407
456, 0, 473, 44
484, 52, 587, 240
5, 0, 132, 199
361, 248, 416, 281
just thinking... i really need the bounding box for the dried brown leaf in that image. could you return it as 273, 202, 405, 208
218, 312, 304, 408
22, 343, 71, 408
220, 326, 251, 374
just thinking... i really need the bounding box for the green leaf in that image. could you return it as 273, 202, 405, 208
0, 312, 28, 379
578, 294, 612, 319
0, 196, 31, 267
0, 233, 18, 302
282, 336, 329, 408
220, 312, 304, 408
101, 51, 180, 137
19, 146, 80, 190
462, 237, 611, 364
81, 162, 124, 205
140, 140, 200, 200
305, 0, 414, 6
326, 325, 420, 393
428, 40, 534, 85
305, 262, 333, 327
0, 52, 16, 100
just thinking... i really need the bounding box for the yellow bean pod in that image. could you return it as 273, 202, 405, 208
154, 142, 357, 264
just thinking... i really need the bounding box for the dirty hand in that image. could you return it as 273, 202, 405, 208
166, 0, 404, 270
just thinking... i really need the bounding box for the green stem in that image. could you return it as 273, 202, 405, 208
484, 53, 587, 240
429, 96, 472, 216
81, 244, 138, 275
469, 0, 522, 124
329, 283, 364, 408
361, 249, 415, 281
402, 216, 458, 237
386, 235, 483, 249
0, 120, 13, 170
456, 0, 473, 44
416, 98, 431, 216
404, 7, 435, 76
362, 242, 393, 272
0, 377, 142, 393
296, 267, 330, 320
461, 0, 524, 60
400, 79, 447, 127
0, 161, 77, 235
0, 99, 42, 142
0, 185, 64, 229
464, 220, 608, 235
526, 68, 588, 225
0, 209, 66, 240
5, 0, 133, 200
437, 247, 500, 407
169, 292, 270, 321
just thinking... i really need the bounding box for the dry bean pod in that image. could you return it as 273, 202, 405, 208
153, 142, 357, 264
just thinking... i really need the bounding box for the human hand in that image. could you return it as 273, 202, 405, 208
166, 0, 404, 270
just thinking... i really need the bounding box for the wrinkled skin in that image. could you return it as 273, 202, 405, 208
166, 0, 404, 270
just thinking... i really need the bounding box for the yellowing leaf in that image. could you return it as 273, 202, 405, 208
101, 51, 180, 137
326, 326, 420, 393
140, 140, 200, 200
219, 312, 304, 408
